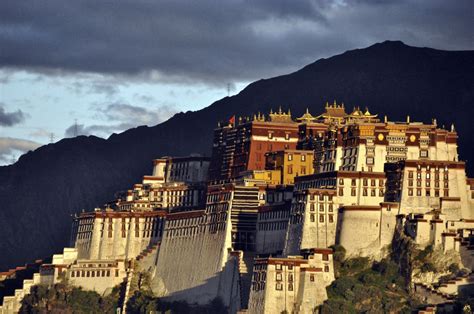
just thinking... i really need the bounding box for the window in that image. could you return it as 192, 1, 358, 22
322, 254, 329, 261
339, 178, 344, 185
371, 189, 376, 197
319, 194, 324, 201
319, 204, 324, 211
379, 189, 384, 197
339, 188, 344, 196
268, 132, 273, 139
408, 180, 413, 187
420, 150, 428, 158
276, 283, 283, 290
351, 188, 356, 196
310, 274, 315, 282
371, 179, 376, 186
287, 166, 293, 174
310, 214, 315, 222
417, 189, 422, 196
310, 204, 315, 211
351, 179, 356, 186
285, 133, 290, 140
288, 283, 293, 291
363, 188, 368, 196
301, 154, 306, 161
276, 264, 282, 270
288, 265, 293, 270
301, 166, 306, 175
328, 204, 333, 212
288, 274, 293, 282
329, 214, 334, 223
319, 215, 324, 223
379, 180, 384, 187
288, 154, 293, 161
408, 171, 414, 178
426, 190, 431, 196
363, 179, 368, 186
324, 265, 330, 272
366, 157, 374, 165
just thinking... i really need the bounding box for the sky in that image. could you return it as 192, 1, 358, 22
0, 0, 472, 165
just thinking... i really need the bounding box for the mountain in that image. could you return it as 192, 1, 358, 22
1, 40, 473, 270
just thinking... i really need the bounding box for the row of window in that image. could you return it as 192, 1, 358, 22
338, 178, 384, 187
408, 170, 449, 180
258, 221, 287, 231
408, 189, 449, 197
309, 203, 334, 212
338, 187, 384, 197
408, 180, 448, 188
70, 269, 119, 278
310, 213, 334, 223
259, 210, 289, 220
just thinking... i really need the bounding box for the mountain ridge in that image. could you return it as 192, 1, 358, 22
1, 40, 473, 270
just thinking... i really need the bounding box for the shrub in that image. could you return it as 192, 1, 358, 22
420, 262, 436, 273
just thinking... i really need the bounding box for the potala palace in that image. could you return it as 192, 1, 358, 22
1, 102, 473, 313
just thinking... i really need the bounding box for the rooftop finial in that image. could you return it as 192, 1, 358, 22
407, 115, 410, 123
451, 123, 455, 132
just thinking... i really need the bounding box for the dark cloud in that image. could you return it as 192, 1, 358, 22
64, 103, 177, 138
0, 1, 471, 85
0, 104, 26, 126
0, 137, 41, 162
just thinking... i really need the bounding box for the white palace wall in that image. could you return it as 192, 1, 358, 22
151, 210, 241, 310
337, 203, 398, 258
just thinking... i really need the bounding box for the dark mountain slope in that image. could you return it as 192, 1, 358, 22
1, 41, 473, 269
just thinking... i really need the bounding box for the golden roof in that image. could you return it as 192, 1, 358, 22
296, 108, 317, 123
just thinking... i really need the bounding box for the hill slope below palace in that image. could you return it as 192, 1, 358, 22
1, 40, 473, 270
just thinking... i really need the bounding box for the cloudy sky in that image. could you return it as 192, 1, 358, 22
0, 0, 472, 165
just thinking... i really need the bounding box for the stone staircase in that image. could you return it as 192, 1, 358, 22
413, 282, 454, 305
121, 243, 160, 313
232, 250, 256, 310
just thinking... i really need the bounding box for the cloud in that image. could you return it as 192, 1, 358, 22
64, 103, 177, 138
29, 128, 53, 139
0, 104, 26, 126
0, 137, 41, 163
0, 1, 471, 85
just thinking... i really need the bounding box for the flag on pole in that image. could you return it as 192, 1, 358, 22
229, 115, 235, 125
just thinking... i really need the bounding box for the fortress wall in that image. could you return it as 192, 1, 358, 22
283, 193, 307, 256
256, 228, 287, 255
152, 210, 240, 308
338, 206, 396, 258
74, 212, 164, 261
256, 206, 290, 255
